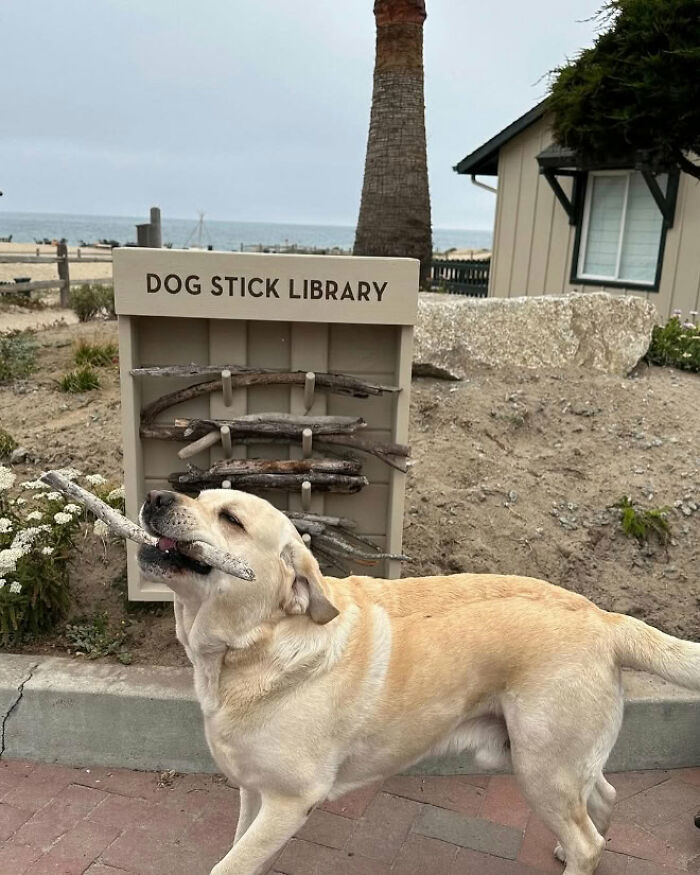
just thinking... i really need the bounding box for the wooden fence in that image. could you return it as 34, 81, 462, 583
0, 242, 113, 306
430, 258, 490, 297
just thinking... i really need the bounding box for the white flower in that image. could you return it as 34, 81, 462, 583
0, 466, 17, 492
107, 486, 125, 502
9, 581, 22, 594
53, 467, 82, 481
0, 518, 13, 534
21, 479, 46, 490
54, 512, 72, 525
45, 492, 63, 502
26, 511, 43, 522
63, 503, 82, 515
0, 548, 24, 575
0, 578, 5, 588
12, 526, 50, 552
15, 498, 26, 506
85, 474, 106, 486
41, 546, 54, 556
93, 519, 110, 539
32, 492, 49, 501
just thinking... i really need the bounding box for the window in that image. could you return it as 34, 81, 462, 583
576, 170, 667, 287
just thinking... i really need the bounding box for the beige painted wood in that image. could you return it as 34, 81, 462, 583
489, 115, 700, 318
115, 252, 418, 599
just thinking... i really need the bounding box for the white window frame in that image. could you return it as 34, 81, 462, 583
576, 169, 661, 287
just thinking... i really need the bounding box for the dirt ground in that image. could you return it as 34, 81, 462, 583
0, 318, 698, 665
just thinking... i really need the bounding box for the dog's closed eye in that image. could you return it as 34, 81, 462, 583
220, 510, 245, 530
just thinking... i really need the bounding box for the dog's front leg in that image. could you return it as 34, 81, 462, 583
234, 788, 261, 845
210, 792, 316, 875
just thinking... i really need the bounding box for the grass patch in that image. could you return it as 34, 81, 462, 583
73, 339, 118, 367
0, 331, 37, 383
0, 429, 17, 460
0, 290, 45, 310
59, 366, 100, 393
65, 611, 131, 663
615, 496, 671, 546
69, 284, 115, 322
647, 315, 700, 372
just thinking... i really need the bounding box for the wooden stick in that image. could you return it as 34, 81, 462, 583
39, 471, 255, 581
131, 364, 399, 394
313, 533, 408, 562
169, 470, 368, 493
285, 511, 357, 529
138, 373, 399, 422
140, 422, 409, 472
206, 458, 361, 476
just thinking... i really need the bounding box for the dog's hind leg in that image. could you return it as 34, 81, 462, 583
210, 791, 321, 875
234, 788, 262, 845
503, 668, 623, 874
554, 773, 616, 864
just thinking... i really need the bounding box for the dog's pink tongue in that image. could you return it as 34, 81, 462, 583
157, 537, 177, 552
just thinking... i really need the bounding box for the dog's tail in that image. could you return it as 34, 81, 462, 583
612, 614, 700, 690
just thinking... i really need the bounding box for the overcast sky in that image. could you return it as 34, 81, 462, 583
1, 0, 600, 230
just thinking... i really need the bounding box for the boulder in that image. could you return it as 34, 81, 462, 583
414, 292, 658, 378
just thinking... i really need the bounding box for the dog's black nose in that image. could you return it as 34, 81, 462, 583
146, 490, 177, 510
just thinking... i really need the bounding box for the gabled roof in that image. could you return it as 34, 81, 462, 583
453, 99, 548, 176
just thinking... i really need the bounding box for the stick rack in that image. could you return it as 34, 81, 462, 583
115, 248, 418, 600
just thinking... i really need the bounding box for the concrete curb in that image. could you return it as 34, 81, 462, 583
1, 655, 698, 774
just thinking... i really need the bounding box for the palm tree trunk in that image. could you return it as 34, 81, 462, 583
353, 0, 432, 287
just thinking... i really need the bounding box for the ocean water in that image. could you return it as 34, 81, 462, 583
0, 211, 492, 253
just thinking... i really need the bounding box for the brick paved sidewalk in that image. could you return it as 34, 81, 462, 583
0, 760, 698, 875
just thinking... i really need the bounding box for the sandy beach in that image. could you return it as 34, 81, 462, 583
0, 241, 114, 284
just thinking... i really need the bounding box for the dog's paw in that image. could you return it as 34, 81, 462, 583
554, 842, 567, 863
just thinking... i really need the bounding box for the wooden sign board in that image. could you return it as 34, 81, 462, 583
114, 248, 419, 600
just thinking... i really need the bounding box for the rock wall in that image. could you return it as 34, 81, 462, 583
414, 292, 658, 378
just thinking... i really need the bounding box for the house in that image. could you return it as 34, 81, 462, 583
454, 101, 700, 317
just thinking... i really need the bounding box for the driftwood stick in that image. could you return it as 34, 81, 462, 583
132, 364, 398, 391
311, 545, 353, 577
170, 470, 368, 493
140, 422, 409, 472
206, 458, 362, 476
139, 371, 398, 422
285, 511, 357, 529
313, 532, 409, 562
39, 471, 255, 581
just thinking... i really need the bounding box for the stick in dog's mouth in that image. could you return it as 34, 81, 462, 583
40, 470, 255, 581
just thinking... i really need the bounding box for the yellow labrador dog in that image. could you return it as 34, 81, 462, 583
138, 488, 700, 875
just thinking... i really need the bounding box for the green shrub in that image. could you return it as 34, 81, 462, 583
59, 366, 100, 393
614, 496, 671, 546
0, 468, 81, 646
65, 611, 131, 663
69, 284, 115, 322
74, 339, 118, 367
0, 291, 45, 310
0, 331, 37, 383
647, 316, 700, 372
0, 429, 17, 460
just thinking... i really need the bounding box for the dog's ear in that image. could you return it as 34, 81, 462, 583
280, 539, 339, 625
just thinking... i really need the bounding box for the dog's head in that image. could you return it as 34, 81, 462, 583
138, 488, 338, 625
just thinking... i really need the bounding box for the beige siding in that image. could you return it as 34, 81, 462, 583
490, 116, 700, 318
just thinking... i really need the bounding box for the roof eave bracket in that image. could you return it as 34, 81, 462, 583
639, 168, 679, 228
541, 169, 579, 225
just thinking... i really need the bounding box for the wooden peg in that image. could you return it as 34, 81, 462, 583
221, 480, 232, 489
302, 427, 313, 459
301, 480, 311, 511
221, 369, 233, 407
178, 430, 221, 460
303, 371, 316, 412
302, 533, 312, 546
220, 425, 232, 457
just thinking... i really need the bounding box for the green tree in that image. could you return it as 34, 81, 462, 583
354, 0, 432, 285
548, 0, 700, 180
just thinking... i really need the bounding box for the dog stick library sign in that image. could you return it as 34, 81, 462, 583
113, 248, 419, 600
